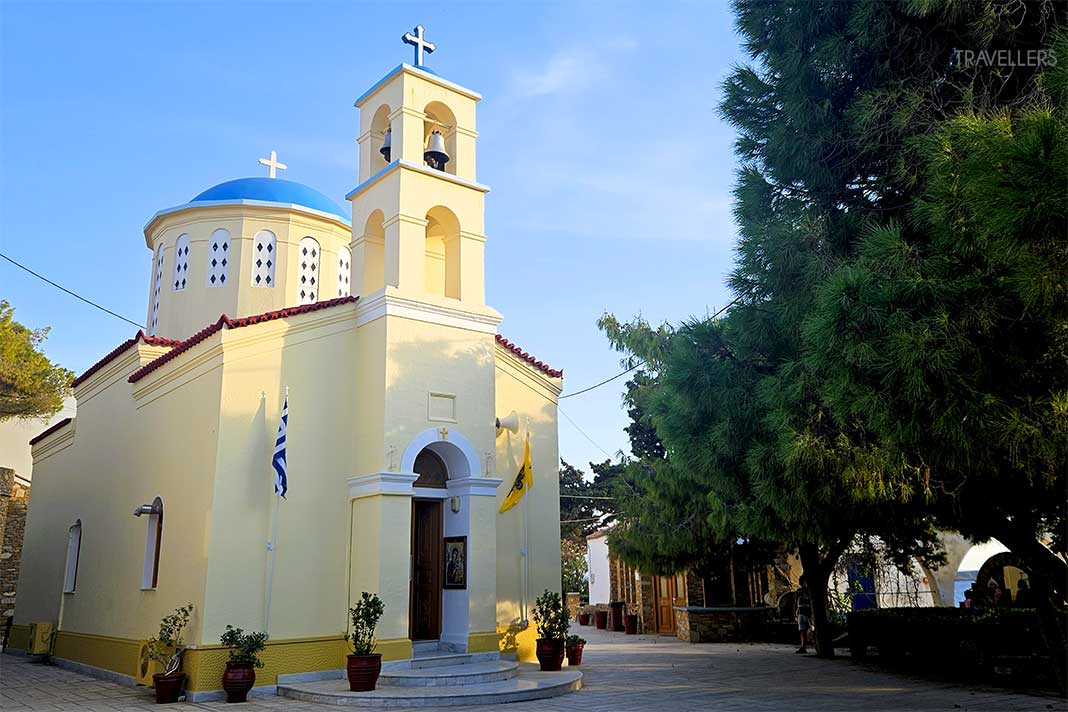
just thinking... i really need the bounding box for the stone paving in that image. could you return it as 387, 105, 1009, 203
2, 625, 1062, 711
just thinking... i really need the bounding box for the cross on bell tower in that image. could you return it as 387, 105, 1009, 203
402, 24, 435, 67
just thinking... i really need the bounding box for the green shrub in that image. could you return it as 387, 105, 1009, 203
533, 590, 570, 641
848, 607, 1063, 689
146, 604, 193, 675
349, 592, 385, 656
220, 626, 268, 668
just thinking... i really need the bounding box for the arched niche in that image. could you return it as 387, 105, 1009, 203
425, 205, 461, 299
370, 104, 393, 165
400, 427, 480, 479
362, 209, 385, 295
423, 101, 458, 176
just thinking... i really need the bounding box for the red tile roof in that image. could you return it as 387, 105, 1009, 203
29, 417, 73, 446
70, 331, 180, 388
495, 334, 563, 378
128, 296, 359, 384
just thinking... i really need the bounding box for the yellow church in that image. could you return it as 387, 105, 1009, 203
12, 27, 575, 704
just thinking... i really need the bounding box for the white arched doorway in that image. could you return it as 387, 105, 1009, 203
400, 428, 487, 651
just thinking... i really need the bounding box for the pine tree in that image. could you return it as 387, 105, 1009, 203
600, 0, 1062, 657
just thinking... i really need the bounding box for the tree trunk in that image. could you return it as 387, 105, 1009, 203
798, 544, 836, 659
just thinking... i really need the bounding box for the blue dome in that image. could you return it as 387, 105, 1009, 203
191, 177, 348, 220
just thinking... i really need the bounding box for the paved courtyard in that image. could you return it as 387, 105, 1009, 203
1, 626, 1061, 711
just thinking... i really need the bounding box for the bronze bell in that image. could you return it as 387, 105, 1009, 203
424, 130, 449, 171
379, 128, 391, 162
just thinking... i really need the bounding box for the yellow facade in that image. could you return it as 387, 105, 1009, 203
12, 58, 562, 698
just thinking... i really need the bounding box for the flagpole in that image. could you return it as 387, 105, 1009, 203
522, 484, 530, 625
521, 434, 531, 626
265, 385, 288, 634
265, 491, 281, 633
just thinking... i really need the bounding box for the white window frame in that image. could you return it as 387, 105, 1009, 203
251, 230, 277, 288
172, 234, 191, 291
64, 520, 82, 593
206, 228, 231, 287
297, 236, 321, 304
150, 245, 164, 335
141, 497, 163, 590
337, 245, 352, 297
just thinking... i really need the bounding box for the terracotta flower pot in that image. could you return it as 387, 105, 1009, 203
578, 613, 591, 626
594, 610, 608, 629
565, 643, 584, 666
625, 613, 638, 635
535, 638, 565, 672
152, 671, 185, 704
222, 662, 256, 703
346, 653, 382, 692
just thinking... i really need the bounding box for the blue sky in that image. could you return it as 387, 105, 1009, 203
0, 1, 744, 473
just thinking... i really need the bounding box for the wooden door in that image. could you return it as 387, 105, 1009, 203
655, 576, 677, 634
410, 499, 443, 640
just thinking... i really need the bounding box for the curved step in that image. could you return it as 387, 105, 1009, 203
279, 664, 582, 707
380, 660, 518, 687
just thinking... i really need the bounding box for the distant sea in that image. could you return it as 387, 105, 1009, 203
954, 570, 979, 606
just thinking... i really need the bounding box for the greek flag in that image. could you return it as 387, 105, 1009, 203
273, 395, 288, 498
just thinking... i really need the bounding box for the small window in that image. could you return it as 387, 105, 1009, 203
337, 246, 352, 297
413, 448, 448, 488
206, 229, 231, 287
150, 246, 164, 335
252, 230, 276, 287
64, 520, 82, 593
298, 236, 320, 304
142, 497, 163, 589
172, 235, 190, 291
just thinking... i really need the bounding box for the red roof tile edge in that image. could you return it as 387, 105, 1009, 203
29, 417, 73, 446
495, 334, 563, 378
70, 331, 181, 388
127, 296, 360, 384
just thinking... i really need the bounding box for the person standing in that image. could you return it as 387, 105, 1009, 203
795, 575, 813, 654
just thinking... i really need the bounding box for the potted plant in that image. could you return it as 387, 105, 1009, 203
532, 589, 570, 671
347, 591, 385, 691
219, 626, 267, 703
146, 604, 193, 704
577, 606, 591, 626
565, 634, 586, 666
625, 612, 639, 635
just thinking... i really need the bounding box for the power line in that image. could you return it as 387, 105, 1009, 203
559, 295, 744, 401
559, 361, 644, 399
559, 406, 614, 459
0, 252, 144, 329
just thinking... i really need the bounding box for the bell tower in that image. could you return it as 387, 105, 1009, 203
345, 31, 505, 652
348, 29, 489, 308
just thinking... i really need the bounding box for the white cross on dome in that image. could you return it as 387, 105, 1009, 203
258, 150, 287, 179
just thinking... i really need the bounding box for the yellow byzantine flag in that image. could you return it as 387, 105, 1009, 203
499, 437, 533, 513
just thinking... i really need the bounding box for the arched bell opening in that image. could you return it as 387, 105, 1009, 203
424, 205, 461, 300
423, 101, 457, 175
362, 209, 385, 295
370, 104, 393, 164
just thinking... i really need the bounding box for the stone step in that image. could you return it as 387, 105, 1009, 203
408, 653, 476, 669
278, 664, 582, 707
410, 641, 440, 656
380, 660, 518, 687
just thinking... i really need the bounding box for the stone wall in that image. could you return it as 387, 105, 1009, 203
637, 575, 654, 633
674, 606, 775, 644
1, 467, 30, 619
